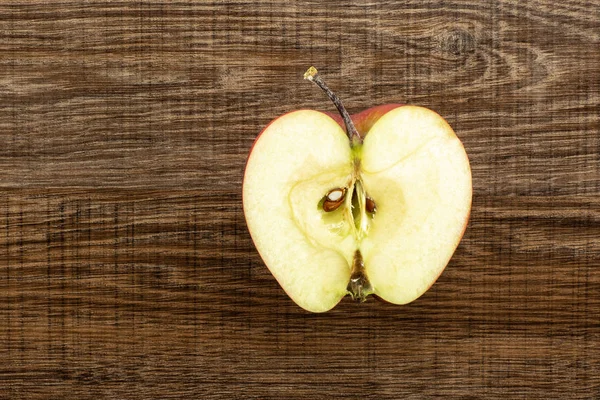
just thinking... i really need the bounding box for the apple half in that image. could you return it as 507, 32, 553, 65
243, 67, 471, 312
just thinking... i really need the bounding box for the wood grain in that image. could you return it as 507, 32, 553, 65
0, 1, 599, 398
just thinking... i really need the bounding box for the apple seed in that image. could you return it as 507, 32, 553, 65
322, 188, 346, 212
366, 197, 377, 214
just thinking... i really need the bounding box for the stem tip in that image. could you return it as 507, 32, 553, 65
304, 66, 319, 81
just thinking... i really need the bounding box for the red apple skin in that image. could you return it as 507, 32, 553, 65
324, 104, 405, 137
244, 104, 470, 308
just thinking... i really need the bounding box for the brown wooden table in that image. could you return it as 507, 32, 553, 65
1, 1, 599, 398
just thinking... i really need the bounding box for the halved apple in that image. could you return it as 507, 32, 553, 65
243, 67, 471, 312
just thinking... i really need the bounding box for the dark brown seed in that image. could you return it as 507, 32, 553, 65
366, 197, 377, 214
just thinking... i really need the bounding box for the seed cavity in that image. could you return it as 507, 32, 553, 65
322, 188, 346, 212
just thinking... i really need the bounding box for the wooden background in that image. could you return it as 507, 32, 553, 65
1, 1, 599, 398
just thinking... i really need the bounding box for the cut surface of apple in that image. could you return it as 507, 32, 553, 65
243, 68, 471, 312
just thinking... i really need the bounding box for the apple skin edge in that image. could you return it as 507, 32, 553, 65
243, 104, 471, 311
324, 104, 404, 138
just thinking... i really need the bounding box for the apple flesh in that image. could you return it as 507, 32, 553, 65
243, 68, 471, 312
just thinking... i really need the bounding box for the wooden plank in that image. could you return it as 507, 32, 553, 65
0, 191, 598, 398
0, 1, 598, 398
0, 1, 598, 195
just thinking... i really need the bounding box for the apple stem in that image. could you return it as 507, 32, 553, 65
304, 66, 362, 146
